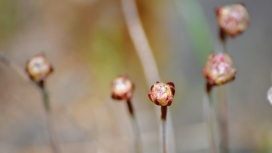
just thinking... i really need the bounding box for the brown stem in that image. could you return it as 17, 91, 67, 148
219, 28, 226, 51
127, 99, 135, 118
161, 106, 167, 121
161, 106, 167, 153
39, 82, 60, 153
126, 100, 142, 153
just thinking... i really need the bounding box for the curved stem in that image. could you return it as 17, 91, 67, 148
127, 100, 142, 153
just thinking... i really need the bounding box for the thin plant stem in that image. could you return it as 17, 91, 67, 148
0, 52, 110, 151
205, 83, 217, 153
219, 85, 228, 153
120, 0, 176, 152
161, 106, 167, 153
219, 28, 229, 153
0, 52, 29, 81
219, 28, 226, 53
126, 99, 142, 153
38, 82, 60, 153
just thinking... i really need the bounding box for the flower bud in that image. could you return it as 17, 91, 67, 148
111, 75, 134, 101
148, 82, 175, 106
203, 52, 236, 86
26, 54, 53, 83
216, 3, 249, 37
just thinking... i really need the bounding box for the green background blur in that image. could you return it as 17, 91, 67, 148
0, 0, 272, 153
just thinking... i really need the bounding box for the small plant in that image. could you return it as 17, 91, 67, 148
203, 52, 236, 153
111, 75, 141, 153
203, 3, 249, 153
26, 54, 60, 153
148, 81, 175, 153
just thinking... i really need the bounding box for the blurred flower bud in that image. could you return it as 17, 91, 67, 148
203, 52, 236, 86
216, 3, 249, 37
111, 75, 134, 101
26, 54, 53, 83
267, 87, 272, 105
148, 82, 175, 106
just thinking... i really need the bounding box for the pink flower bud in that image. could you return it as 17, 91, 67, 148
203, 52, 236, 86
148, 82, 175, 106
26, 54, 53, 83
216, 3, 249, 37
111, 75, 134, 101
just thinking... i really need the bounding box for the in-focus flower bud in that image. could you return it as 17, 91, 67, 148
216, 3, 249, 37
267, 87, 272, 105
148, 82, 175, 106
26, 54, 53, 83
203, 52, 236, 86
111, 75, 134, 101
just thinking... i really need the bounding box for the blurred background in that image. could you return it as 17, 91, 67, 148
0, 0, 272, 152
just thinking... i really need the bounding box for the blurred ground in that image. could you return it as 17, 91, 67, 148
0, 0, 272, 153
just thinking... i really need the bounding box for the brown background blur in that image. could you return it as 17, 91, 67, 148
0, 0, 272, 153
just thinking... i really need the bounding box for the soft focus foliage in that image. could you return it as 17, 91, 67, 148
0, 0, 272, 153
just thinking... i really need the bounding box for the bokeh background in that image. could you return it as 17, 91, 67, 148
0, 0, 272, 153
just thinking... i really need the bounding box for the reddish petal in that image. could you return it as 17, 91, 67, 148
167, 99, 172, 106
112, 93, 122, 100
154, 98, 160, 106
166, 96, 172, 106
148, 92, 153, 101
166, 82, 175, 88
170, 87, 175, 96
150, 85, 154, 91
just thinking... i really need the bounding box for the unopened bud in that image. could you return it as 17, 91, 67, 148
203, 52, 236, 86
148, 82, 175, 106
26, 54, 53, 83
216, 3, 249, 37
111, 75, 134, 101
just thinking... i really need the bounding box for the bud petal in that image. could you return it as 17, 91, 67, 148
148, 82, 175, 106
111, 75, 134, 101
216, 3, 249, 37
26, 54, 53, 83
203, 52, 236, 86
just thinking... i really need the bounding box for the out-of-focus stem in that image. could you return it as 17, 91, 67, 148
0, 52, 29, 81
205, 83, 217, 153
219, 29, 229, 153
161, 106, 167, 153
120, 0, 176, 152
126, 99, 142, 153
219, 28, 226, 52
219, 85, 228, 153
120, 0, 160, 84
39, 82, 60, 153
